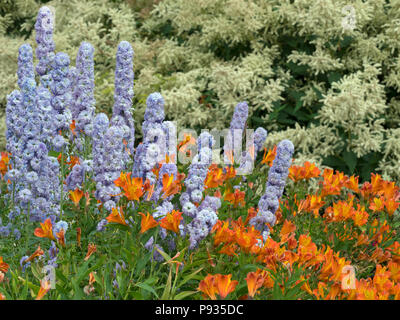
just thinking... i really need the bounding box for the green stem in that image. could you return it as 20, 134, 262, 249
60, 146, 65, 219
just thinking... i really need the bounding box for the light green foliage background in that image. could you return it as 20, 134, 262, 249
1, 0, 400, 182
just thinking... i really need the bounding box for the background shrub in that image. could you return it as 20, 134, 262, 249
1, 0, 400, 183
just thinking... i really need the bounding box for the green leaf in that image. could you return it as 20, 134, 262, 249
135, 282, 159, 299
173, 291, 198, 300
161, 267, 173, 300
342, 150, 357, 174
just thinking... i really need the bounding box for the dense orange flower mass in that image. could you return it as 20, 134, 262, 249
114, 172, 144, 201
160, 210, 183, 234
34, 218, 56, 241
289, 161, 321, 182
139, 212, 159, 233
198, 274, 238, 299
106, 207, 128, 226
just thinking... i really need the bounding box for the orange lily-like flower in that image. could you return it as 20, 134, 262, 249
106, 207, 128, 226
346, 175, 360, 193
36, 279, 51, 300
114, 172, 144, 201
67, 155, 80, 170
261, 145, 277, 167
213, 221, 234, 246
161, 173, 185, 199
245, 271, 265, 298
69, 188, 83, 207
205, 164, 225, 189
369, 196, 385, 212
385, 198, 400, 216
160, 210, 183, 234
0, 152, 10, 177
0, 292, 5, 300
215, 274, 239, 299
234, 226, 262, 253
289, 161, 321, 182
224, 166, 236, 180
280, 219, 296, 243
178, 134, 196, 157
70, 120, 77, 136
219, 243, 238, 257
24, 245, 44, 264
84, 243, 97, 261
0, 256, 9, 274
224, 188, 246, 207
56, 229, 66, 247
34, 218, 56, 241
139, 212, 159, 234
198, 274, 218, 300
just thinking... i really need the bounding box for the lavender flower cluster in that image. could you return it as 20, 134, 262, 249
34, 6, 55, 79
179, 132, 221, 249
112, 41, 135, 155
132, 92, 166, 181
249, 139, 294, 241
50, 52, 73, 145
71, 42, 96, 140
92, 114, 123, 206
224, 101, 249, 165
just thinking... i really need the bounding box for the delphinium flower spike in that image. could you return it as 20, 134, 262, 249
92, 114, 124, 206
35, 6, 55, 80
249, 139, 294, 241
71, 42, 96, 144
49, 52, 73, 142
132, 92, 166, 182
112, 41, 135, 156
224, 101, 248, 166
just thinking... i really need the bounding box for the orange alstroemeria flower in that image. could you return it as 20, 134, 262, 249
24, 245, 44, 264
205, 164, 225, 189
215, 274, 239, 299
56, 229, 66, 247
213, 221, 234, 246
0, 152, 10, 176
0, 257, 9, 274
69, 188, 84, 207
245, 271, 265, 298
106, 207, 128, 226
36, 279, 51, 300
280, 219, 296, 243
139, 212, 159, 233
160, 210, 183, 234
161, 173, 185, 199
114, 172, 144, 201
34, 218, 56, 241
198, 274, 218, 300
261, 146, 277, 167
224, 166, 236, 180
84, 243, 97, 261
224, 189, 246, 207
289, 161, 321, 182
234, 226, 262, 253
